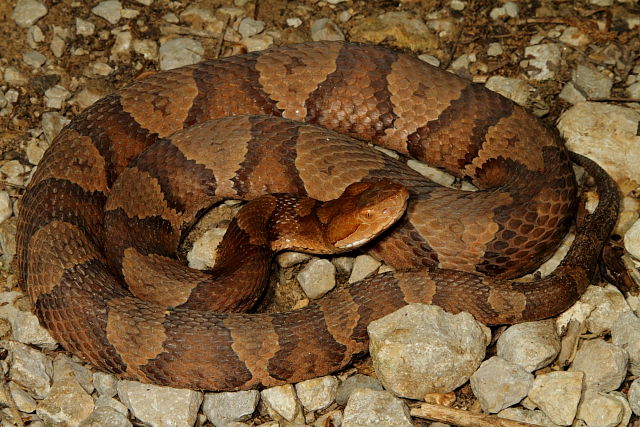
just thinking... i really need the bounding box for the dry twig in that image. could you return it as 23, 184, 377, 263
410, 403, 540, 427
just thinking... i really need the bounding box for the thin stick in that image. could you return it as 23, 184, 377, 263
588, 97, 640, 103
215, 15, 230, 59
410, 403, 540, 427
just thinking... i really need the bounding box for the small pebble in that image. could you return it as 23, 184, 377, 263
342, 389, 412, 427
528, 371, 583, 426
202, 390, 260, 426
629, 379, 640, 415
335, 374, 383, 406
576, 389, 625, 427
348, 255, 381, 283
310, 18, 345, 41
92, 0, 122, 25
76, 18, 95, 36
297, 259, 336, 299
295, 375, 339, 412
238, 18, 265, 38
261, 384, 304, 424
12, 0, 48, 28
470, 356, 533, 413
569, 339, 628, 392
117, 381, 203, 427
496, 319, 560, 372
23, 50, 47, 68
159, 38, 204, 70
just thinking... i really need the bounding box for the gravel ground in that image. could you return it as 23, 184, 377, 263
1, 0, 640, 426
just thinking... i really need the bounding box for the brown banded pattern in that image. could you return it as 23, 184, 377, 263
16, 41, 619, 391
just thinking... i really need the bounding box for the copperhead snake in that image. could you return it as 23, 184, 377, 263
16, 41, 619, 391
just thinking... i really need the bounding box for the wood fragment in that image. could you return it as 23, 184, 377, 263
410, 403, 540, 427
215, 15, 230, 59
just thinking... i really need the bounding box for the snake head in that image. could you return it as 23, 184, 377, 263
319, 179, 410, 251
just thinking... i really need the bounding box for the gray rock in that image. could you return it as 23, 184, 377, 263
0, 161, 27, 187
310, 18, 345, 42
0, 218, 17, 269
368, 304, 488, 399
159, 38, 204, 71
286, 17, 302, 28
484, 76, 531, 106
314, 409, 343, 427
93, 372, 118, 398
558, 82, 587, 104
92, 0, 122, 25
496, 319, 560, 372
497, 408, 559, 427
487, 42, 504, 56
611, 311, 640, 375
242, 35, 274, 52
95, 395, 128, 415
569, 339, 628, 392
110, 30, 132, 60
608, 391, 632, 427
470, 356, 533, 413
73, 87, 104, 110
572, 64, 613, 99
576, 390, 624, 427
187, 228, 225, 270
50, 33, 66, 57
0, 193, 11, 225
489, 2, 519, 20
117, 380, 203, 427
584, 285, 631, 335
336, 374, 383, 406
528, 371, 583, 426
79, 406, 133, 427
26, 137, 47, 165
276, 251, 312, 268
627, 81, 640, 99
629, 378, 640, 415
238, 18, 265, 38
26, 24, 45, 47
625, 218, 640, 261
23, 50, 47, 68
3, 67, 28, 86
76, 18, 95, 36
203, 390, 259, 426
260, 384, 304, 424
295, 375, 339, 412
55, 355, 94, 395
559, 27, 591, 47
6, 381, 37, 413
3, 340, 52, 399
297, 258, 336, 299
41, 111, 71, 143
558, 103, 640, 188
342, 389, 412, 427
348, 255, 381, 284
407, 159, 455, 187
12, 0, 48, 28
36, 356, 95, 426
45, 85, 71, 109
524, 43, 561, 81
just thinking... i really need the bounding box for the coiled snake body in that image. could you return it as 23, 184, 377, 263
16, 41, 619, 390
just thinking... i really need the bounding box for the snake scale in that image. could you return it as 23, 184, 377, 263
16, 41, 619, 390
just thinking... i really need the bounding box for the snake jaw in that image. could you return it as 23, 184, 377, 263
327, 180, 410, 250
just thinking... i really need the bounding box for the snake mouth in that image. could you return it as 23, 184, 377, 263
332, 180, 410, 250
